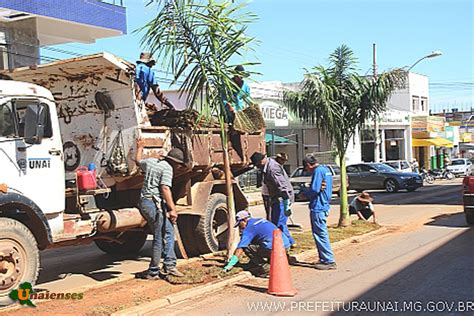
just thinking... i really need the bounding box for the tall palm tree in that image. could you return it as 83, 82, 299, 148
140, 0, 258, 252
284, 45, 406, 227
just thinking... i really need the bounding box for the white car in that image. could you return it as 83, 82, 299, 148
383, 160, 413, 173
447, 158, 473, 177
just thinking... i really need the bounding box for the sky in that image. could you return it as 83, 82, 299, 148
44, 0, 474, 112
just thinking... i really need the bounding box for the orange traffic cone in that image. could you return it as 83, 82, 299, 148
267, 229, 297, 296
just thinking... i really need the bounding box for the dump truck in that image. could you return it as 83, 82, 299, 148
0, 52, 265, 305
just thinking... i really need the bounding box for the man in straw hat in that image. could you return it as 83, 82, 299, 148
135, 52, 175, 109
349, 191, 376, 223
134, 139, 187, 279
223, 211, 291, 277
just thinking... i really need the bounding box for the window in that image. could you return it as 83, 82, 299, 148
330, 164, 341, 175
420, 97, 427, 112
400, 161, 410, 169
0, 102, 15, 137
0, 31, 8, 70
0, 100, 52, 138
360, 165, 376, 172
412, 96, 420, 112
385, 129, 404, 140
346, 165, 359, 173
451, 159, 466, 166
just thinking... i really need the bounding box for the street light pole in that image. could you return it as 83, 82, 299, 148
373, 43, 380, 162
408, 51, 443, 71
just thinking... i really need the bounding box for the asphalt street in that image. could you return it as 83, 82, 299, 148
35, 179, 466, 299
154, 178, 472, 315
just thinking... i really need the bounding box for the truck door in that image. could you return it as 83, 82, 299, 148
0, 98, 64, 214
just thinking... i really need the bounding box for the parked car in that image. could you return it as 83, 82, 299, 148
346, 163, 423, 193
290, 164, 343, 201
462, 176, 474, 225
447, 158, 473, 177
383, 160, 413, 173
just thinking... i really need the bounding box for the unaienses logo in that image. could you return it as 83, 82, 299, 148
9, 282, 84, 307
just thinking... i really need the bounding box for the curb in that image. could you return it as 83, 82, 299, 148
112, 272, 252, 316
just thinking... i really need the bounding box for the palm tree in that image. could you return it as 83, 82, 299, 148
284, 45, 406, 227
140, 0, 258, 252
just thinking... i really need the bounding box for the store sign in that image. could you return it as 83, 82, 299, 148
411, 116, 445, 137
259, 101, 289, 127
380, 110, 410, 125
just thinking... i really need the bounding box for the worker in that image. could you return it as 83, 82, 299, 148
223, 211, 291, 277
134, 139, 185, 279
135, 52, 175, 109
275, 152, 289, 166
223, 65, 251, 125
250, 152, 295, 247
302, 154, 336, 270
349, 191, 376, 223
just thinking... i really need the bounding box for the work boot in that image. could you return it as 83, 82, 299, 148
135, 270, 160, 280
314, 262, 337, 270
163, 266, 185, 277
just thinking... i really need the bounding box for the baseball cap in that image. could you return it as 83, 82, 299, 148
234, 210, 251, 227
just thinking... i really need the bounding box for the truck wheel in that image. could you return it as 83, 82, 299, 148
196, 193, 229, 254
0, 218, 39, 307
466, 211, 474, 225
94, 230, 147, 254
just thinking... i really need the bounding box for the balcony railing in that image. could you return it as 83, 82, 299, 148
100, 0, 125, 7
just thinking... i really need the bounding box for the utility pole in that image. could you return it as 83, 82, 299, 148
373, 43, 380, 162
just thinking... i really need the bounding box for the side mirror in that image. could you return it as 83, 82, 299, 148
24, 104, 45, 145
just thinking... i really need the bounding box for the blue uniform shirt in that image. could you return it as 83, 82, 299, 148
234, 81, 251, 112
135, 62, 157, 100
304, 165, 333, 212
237, 218, 291, 250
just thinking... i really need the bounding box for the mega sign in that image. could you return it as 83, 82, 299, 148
259, 101, 289, 127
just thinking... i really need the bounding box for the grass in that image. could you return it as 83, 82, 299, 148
166, 261, 243, 285
289, 220, 381, 255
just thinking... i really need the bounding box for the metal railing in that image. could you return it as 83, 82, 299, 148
99, 0, 125, 7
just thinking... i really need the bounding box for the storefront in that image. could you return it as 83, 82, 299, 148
361, 109, 411, 162
411, 116, 453, 169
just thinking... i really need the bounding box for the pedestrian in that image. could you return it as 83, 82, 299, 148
275, 152, 289, 166
349, 191, 376, 223
134, 139, 185, 279
223, 65, 251, 125
223, 211, 291, 277
411, 158, 419, 174
135, 52, 175, 109
443, 154, 450, 167
302, 154, 336, 270
250, 152, 295, 247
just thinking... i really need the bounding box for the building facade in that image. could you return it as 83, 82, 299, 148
0, 0, 126, 69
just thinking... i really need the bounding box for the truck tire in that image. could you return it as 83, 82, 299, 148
196, 193, 229, 255
0, 218, 39, 307
466, 211, 474, 225
94, 230, 147, 254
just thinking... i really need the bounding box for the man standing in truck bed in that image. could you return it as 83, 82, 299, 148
134, 139, 185, 279
135, 52, 175, 109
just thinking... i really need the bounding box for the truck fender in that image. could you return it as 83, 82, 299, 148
0, 192, 53, 250
181, 181, 249, 216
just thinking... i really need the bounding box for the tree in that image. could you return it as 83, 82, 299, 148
283, 45, 406, 227
140, 0, 258, 253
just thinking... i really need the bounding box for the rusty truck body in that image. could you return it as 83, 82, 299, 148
0, 52, 264, 305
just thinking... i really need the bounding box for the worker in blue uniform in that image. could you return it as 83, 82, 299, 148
302, 154, 337, 270
223, 211, 291, 277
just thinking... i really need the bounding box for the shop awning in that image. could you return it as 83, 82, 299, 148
412, 138, 453, 147
265, 133, 297, 144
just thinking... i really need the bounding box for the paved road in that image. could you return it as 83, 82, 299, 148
154, 180, 472, 315
36, 179, 464, 295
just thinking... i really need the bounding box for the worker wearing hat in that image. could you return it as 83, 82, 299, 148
134, 139, 187, 280
135, 52, 175, 109
223, 211, 291, 277
349, 191, 376, 223
250, 152, 295, 247
223, 65, 252, 124
302, 154, 336, 270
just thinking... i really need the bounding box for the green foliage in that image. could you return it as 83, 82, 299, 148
140, 0, 259, 127
284, 45, 406, 226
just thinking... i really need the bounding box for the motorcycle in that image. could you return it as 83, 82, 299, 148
421, 168, 434, 184
429, 168, 455, 180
